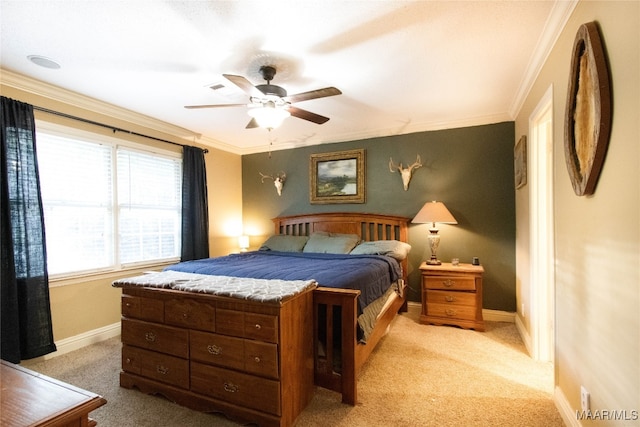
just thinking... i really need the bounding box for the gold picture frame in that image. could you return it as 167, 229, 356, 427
310, 149, 365, 204
564, 21, 611, 196
514, 135, 527, 189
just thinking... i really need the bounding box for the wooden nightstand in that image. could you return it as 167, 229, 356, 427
419, 262, 484, 331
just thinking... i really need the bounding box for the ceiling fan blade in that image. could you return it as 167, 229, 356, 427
287, 106, 330, 124
223, 74, 265, 98
284, 87, 342, 103
184, 103, 246, 109
245, 118, 259, 129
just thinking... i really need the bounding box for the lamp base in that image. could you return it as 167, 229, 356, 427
426, 255, 441, 265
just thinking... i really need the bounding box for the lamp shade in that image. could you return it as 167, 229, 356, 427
411, 201, 457, 226
238, 235, 250, 251
247, 101, 290, 129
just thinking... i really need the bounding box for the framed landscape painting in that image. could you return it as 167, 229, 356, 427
310, 149, 365, 204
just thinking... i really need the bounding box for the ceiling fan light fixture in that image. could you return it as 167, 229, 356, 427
247, 102, 290, 129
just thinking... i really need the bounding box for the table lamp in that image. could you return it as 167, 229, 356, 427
412, 201, 457, 265
238, 235, 250, 252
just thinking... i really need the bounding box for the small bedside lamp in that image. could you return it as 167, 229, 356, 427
412, 201, 457, 265
238, 235, 250, 252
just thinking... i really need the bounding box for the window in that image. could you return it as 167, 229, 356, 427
37, 128, 182, 277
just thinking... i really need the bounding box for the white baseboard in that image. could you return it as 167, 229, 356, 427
30, 322, 121, 362
515, 313, 533, 357
555, 386, 581, 427
483, 309, 515, 323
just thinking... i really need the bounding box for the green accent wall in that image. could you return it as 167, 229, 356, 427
242, 121, 515, 311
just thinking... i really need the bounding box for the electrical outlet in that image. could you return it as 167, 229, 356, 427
581, 386, 590, 412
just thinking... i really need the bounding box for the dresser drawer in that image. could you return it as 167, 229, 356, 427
426, 303, 477, 321
166, 298, 216, 331
190, 330, 244, 371
245, 313, 278, 343
217, 309, 279, 343
191, 362, 281, 416
244, 340, 279, 379
121, 318, 189, 358
426, 290, 476, 306
122, 345, 189, 389
122, 294, 164, 323
424, 276, 476, 291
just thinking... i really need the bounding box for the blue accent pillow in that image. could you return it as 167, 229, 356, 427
302, 233, 360, 254
259, 235, 309, 252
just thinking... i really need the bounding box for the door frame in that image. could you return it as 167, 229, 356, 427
528, 85, 555, 362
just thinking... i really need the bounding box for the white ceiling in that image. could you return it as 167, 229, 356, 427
0, 1, 573, 154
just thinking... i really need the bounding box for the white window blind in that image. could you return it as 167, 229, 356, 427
117, 149, 182, 265
37, 130, 182, 277
38, 134, 114, 275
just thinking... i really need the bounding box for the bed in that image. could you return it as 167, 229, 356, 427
113, 212, 409, 415
268, 212, 409, 405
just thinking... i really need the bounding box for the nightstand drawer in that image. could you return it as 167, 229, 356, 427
424, 276, 476, 291
426, 303, 477, 321
426, 290, 476, 306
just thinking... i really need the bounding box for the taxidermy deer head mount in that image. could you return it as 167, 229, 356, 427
260, 171, 286, 196
389, 155, 422, 191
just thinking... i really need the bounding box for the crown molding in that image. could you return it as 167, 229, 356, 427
0, 68, 252, 155
509, 0, 578, 118
2, 69, 197, 139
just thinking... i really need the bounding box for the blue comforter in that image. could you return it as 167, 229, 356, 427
165, 251, 401, 314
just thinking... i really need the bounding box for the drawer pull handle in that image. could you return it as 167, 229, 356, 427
125, 302, 131, 307
445, 309, 457, 316
254, 324, 262, 330
254, 356, 261, 363
443, 279, 455, 287
125, 358, 131, 364
207, 344, 221, 355
157, 365, 168, 375
182, 313, 188, 319
445, 296, 455, 302
145, 332, 156, 342
224, 382, 239, 393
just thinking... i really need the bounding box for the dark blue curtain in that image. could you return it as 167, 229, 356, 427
181, 145, 209, 261
1, 97, 56, 363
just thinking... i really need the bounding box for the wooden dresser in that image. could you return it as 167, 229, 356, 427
1, 360, 106, 427
419, 262, 485, 331
119, 286, 314, 427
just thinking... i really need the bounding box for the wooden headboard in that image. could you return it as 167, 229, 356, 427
273, 212, 410, 279
273, 212, 409, 242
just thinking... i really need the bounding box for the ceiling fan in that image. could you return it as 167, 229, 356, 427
185, 65, 342, 130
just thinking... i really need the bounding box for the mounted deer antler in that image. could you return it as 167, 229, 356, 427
389, 155, 422, 191
260, 171, 286, 196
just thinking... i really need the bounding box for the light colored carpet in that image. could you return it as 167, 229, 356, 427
23, 305, 564, 426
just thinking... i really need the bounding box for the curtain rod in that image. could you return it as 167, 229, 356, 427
33, 105, 208, 154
